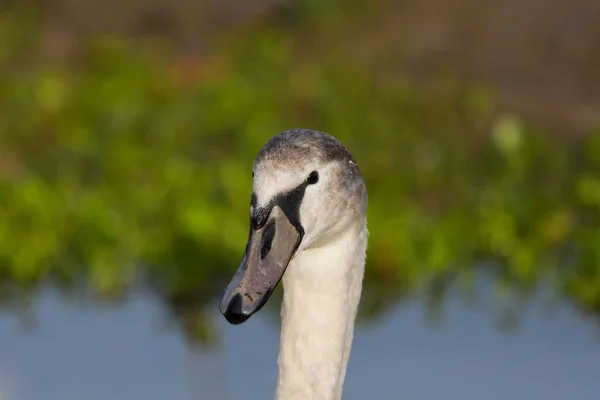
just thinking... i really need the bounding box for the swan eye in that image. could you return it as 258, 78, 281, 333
306, 171, 319, 185
252, 171, 255, 178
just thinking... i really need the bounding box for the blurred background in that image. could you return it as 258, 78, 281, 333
0, 0, 600, 399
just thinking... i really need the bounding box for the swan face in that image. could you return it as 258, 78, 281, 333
220, 129, 367, 325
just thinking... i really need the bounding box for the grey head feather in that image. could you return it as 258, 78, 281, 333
253, 129, 367, 219
254, 129, 356, 170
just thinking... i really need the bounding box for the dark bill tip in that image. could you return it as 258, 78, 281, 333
221, 293, 251, 325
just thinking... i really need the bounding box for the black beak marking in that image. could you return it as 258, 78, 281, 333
260, 219, 276, 260
223, 293, 250, 325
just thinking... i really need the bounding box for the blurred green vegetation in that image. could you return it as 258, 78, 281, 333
0, 5, 599, 343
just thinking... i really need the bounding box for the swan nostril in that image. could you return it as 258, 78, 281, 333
261, 219, 276, 260
223, 293, 251, 325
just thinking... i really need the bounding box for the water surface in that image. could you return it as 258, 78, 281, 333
0, 289, 598, 400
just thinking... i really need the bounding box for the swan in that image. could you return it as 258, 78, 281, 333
219, 129, 368, 400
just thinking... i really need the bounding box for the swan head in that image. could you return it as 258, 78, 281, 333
220, 129, 367, 325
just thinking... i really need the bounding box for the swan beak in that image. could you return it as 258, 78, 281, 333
219, 206, 301, 325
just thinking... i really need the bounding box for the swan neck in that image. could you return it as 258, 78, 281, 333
275, 223, 367, 400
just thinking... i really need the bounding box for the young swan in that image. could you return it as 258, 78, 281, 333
220, 129, 368, 400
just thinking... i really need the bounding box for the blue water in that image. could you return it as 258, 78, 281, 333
0, 288, 598, 400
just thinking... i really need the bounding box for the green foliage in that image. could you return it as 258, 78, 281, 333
0, 7, 599, 342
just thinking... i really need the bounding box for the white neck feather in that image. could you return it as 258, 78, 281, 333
275, 220, 367, 400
